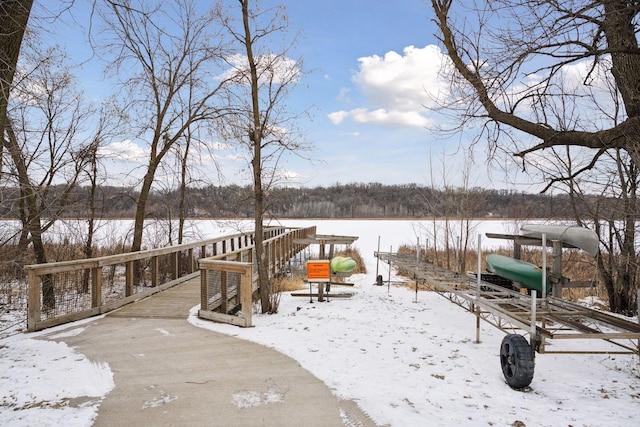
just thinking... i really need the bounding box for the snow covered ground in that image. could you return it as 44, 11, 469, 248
1, 219, 639, 426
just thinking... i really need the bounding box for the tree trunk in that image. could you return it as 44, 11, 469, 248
131, 169, 157, 253
130, 168, 158, 288
178, 135, 191, 245
241, 0, 272, 313
0, 0, 33, 142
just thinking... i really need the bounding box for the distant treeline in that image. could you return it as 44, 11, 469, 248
1, 183, 612, 220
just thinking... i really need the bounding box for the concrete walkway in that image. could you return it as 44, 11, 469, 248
43, 278, 376, 426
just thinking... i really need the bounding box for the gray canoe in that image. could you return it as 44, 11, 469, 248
520, 224, 599, 256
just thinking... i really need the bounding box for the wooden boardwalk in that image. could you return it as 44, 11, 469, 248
109, 275, 201, 319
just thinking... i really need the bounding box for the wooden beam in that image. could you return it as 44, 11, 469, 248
91, 266, 102, 308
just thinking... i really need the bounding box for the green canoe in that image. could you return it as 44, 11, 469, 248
486, 254, 551, 295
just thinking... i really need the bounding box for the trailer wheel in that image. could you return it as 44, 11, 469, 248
500, 334, 534, 389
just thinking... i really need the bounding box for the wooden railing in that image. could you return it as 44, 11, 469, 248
25, 226, 300, 332
198, 226, 316, 327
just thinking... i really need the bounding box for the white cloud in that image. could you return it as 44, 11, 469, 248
227, 153, 247, 162
336, 87, 352, 103
329, 45, 450, 128
349, 107, 432, 127
276, 168, 304, 182
327, 110, 350, 125
98, 140, 147, 162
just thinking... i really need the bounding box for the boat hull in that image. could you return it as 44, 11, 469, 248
520, 224, 599, 256
330, 256, 356, 273
486, 254, 550, 295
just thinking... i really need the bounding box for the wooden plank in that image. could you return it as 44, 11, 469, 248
172, 252, 179, 280
151, 256, 159, 287
205, 286, 245, 314
302, 280, 354, 286
221, 271, 228, 313
24, 229, 263, 274
198, 309, 250, 327
188, 248, 194, 273
27, 269, 40, 332
125, 260, 134, 297
33, 307, 103, 331
241, 264, 253, 327
291, 292, 353, 298
199, 259, 252, 274
91, 266, 102, 308
24, 259, 98, 275
200, 269, 208, 311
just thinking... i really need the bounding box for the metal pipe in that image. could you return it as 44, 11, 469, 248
415, 237, 420, 302
388, 245, 392, 294
531, 289, 537, 355
541, 233, 547, 301
375, 236, 380, 279
476, 234, 481, 344
477, 234, 481, 298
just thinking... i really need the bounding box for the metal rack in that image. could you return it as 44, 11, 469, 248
375, 251, 640, 356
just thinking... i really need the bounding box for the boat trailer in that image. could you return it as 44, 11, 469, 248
374, 251, 640, 389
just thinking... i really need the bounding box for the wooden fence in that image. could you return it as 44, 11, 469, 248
25, 226, 314, 331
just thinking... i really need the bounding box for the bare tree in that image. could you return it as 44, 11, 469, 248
215, 0, 307, 313
80, 102, 123, 291
96, 0, 229, 253
431, 0, 640, 313
432, 1, 640, 161
4, 40, 94, 308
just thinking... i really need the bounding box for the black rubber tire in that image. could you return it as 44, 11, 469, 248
500, 334, 535, 389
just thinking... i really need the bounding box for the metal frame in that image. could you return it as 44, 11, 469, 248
375, 252, 640, 356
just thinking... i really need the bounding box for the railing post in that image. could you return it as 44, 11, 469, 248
27, 269, 40, 332
188, 248, 194, 273
125, 261, 134, 296
172, 252, 179, 280
200, 267, 208, 311
242, 264, 253, 327
221, 271, 228, 313
151, 256, 159, 287
92, 266, 102, 308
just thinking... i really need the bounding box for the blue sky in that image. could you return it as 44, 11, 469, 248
42, 0, 539, 191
